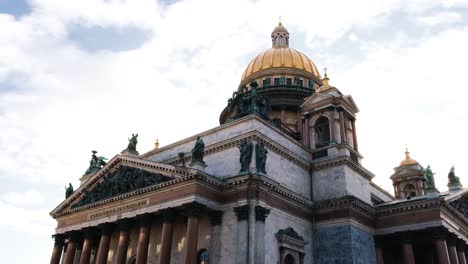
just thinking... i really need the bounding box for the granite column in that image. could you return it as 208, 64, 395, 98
433, 229, 451, 264
79, 230, 95, 264
209, 211, 223, 264
50, 234, 65, 264
63, 232, 79, 264
448, 235, 460, 264
158, 209, 176, 264
95, 224, 113, 264
254, 205, 270, 264
183, 202, 206, 264
115, 221, 131, 264
135, 215, 152, 264
457, 241, 467, 264
234, 205, 249, 264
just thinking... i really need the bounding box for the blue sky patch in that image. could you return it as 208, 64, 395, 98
0, 0, 31, 18
67, 24, 151, 53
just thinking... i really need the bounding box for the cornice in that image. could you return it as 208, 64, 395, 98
314, 195, 375, 215
52, 173, 313, 219
376, 198, 443, 217
312, 155, 374, 180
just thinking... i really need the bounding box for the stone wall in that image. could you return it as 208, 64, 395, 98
264, 208, 313, 264
314, 225, 376, 264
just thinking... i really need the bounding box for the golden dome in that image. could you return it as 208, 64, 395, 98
400, 149, 418, 166
240, 47, 321, 87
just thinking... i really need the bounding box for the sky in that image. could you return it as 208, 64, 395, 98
1, 0, 468, 262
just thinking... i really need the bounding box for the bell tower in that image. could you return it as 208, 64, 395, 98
301, 74, 373, 204
390, 149, 428, 199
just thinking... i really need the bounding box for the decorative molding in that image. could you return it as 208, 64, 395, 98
376, 198, 442, 217
234, 205, 250, 221
449, 195, 468, 219
255, 205, 270, 222
312, 155, 374, 180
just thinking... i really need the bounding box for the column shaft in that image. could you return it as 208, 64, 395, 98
208, 211, 223, 264
339, 111, 346, 144
95, 225, 113, 264
434, 239, 451, 264
449, 244, 460, 264
158, 209, 176, 264
115, 222, 131, 264
375, 247, 384, 264
254, 205, 270, 264
402, 243, 415, 264
304, 118, 310, 147
458, 251, 467, 264
351, 119, 358, 151
135, 215, 152, 264
63, 234, 79, 264
50, 235, 65, 264
330, 109, 336, 142
234, 205, 249, 264
79, 233, 94, 264
184, 216, 199, 264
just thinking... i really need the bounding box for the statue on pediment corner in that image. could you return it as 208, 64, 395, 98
65, 183, 73, 198
448, 166, 461, 186
84, 150, 108, 175
127, 133, 138, 152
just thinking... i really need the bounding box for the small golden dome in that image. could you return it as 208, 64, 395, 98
272, 21, 289, 35
400, 148, 418, 166
239, 47, 321, 87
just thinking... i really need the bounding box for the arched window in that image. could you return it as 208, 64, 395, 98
198, 249, 209, 264
284, 254, 296, 264
315, 116, 330, 148
404, 184, 417, 198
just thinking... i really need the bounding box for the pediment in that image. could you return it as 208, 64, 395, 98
50, 155, 195, 217
448, 192, 468, 219
301, 92, 334, 108
71, 165, 171, 209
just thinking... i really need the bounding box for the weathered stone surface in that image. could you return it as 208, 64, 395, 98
314, 225, 376, 264
312, 164, 371, 204
264, 209, 313, 264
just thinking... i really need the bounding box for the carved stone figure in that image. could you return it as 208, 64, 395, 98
279, 76, 286, 85
448, 166, 461, 185
65, 183, 74, 198
127, 133, 138, 152
84, 150, 108, 175
450, 195, 468, 218
238, 139, 253, 173
191, 136, 205, 164
308, 79, 314, 89
255, 141, 268, 174
263, 77, 271, 87
425, 165, 436, 190
73, 166, 171, 208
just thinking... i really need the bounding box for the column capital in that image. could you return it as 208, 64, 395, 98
160, 208, 176, 223
447, 234, 458, 246
234, 205, 249, 221
184, 202, 206, 218
83, 228, 97, 240
137, 214, 153, 226
457, 240, 466, 251
67, 231, 81, 242
431, 227, 449, 240
52, 234, 65, 246
255, 205, 270, 222
117, 219, 132, 232
99, 223, 114, 235
209, 210, 223, 226
399, 232, 414, 243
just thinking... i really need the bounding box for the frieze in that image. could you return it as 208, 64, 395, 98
449, 195, 468, 219
88, 200, 148, 220
72, 166, 171, 208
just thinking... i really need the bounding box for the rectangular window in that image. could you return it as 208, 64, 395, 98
274, 78, 280, 85
286, 78, 292, 85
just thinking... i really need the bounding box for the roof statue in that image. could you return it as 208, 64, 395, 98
425, 165, 437, 191
448, 166, 463, 189
191, 136, 205, 164
238, 139, 253, 173
65, 183, 73, 199
84, 150, 108, 175
255, 141, 268, 174
127, 133, 138, 152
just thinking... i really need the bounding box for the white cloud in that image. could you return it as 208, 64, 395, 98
417, 11, 462, 26
2, 190, 45, 206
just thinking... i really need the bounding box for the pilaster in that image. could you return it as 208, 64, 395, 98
254, 205, 270, 264
234, 205, 250, 264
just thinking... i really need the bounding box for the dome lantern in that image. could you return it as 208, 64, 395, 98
271, 21, 289, 47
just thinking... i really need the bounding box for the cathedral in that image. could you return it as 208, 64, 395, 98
49, 22, 468, 264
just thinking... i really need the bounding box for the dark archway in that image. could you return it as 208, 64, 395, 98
284, 254, 296, 264
314, 116, 330, 148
